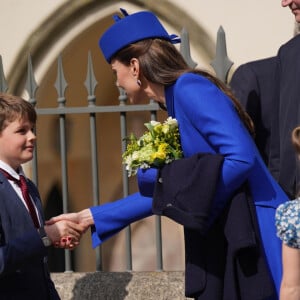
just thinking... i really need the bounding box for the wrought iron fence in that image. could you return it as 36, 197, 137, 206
0, 26, 233, 272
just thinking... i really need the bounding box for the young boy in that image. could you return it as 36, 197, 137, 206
0, 93, 83, 299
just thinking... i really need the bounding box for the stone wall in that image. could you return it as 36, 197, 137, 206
51, 271, 193, 300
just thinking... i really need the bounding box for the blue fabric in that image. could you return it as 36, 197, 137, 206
137, 167, 158, 197
256, 205, 283, 294
99, 9, 173, 63
91, 192, 153, 247
90, 72, 288, 298
165, 73, 287, 297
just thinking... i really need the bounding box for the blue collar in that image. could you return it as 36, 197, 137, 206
165, 83, 175, 118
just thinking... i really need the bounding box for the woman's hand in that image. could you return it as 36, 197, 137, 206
45, 209, 94, 249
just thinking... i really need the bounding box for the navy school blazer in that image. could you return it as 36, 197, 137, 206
0, 173, 60, 300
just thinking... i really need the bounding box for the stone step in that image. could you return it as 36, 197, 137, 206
51, 271, 193, 300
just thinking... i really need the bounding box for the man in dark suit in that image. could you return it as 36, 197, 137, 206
276, 30, 300, 199
230, 57, 278, 168
230, 1, 300, 199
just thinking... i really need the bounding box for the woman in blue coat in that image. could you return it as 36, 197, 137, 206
49, 8, 288, 299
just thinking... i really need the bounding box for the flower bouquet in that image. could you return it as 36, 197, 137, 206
122, 117, 183, 177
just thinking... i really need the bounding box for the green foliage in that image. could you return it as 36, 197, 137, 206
122, 117, 183, 177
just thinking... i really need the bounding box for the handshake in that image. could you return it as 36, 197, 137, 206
43, 209, 94, 250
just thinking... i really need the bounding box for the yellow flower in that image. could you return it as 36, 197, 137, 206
122, 117, 183, 177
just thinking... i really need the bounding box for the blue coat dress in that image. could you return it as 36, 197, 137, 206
90, 72, 288, 298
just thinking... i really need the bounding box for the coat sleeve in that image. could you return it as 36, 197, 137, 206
173, 74, 256, 220
90, 192, 153, 248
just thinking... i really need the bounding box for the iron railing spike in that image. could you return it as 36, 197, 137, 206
0, 55, 8, 93
84, 51, 98, 106
210, 26, 233, 83
25, 54, 38, 106
180, 28, 197, 69
54, 54, 68, 107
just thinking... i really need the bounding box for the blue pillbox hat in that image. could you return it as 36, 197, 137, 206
99, 8, 180, 63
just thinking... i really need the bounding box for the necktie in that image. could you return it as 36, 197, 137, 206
0, 168, 40, 228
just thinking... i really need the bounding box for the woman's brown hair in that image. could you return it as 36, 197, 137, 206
292, 126, 300, 197
113, 38, 255, 137
292, 126, 300, 155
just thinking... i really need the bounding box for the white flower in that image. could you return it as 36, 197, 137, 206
122, 118, 183, 177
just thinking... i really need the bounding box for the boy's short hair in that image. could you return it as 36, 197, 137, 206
0, 93, 37, 132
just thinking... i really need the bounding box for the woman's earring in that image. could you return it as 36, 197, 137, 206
137, 79, 141, 86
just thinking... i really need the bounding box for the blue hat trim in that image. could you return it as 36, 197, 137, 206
99, 8, 181, 63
